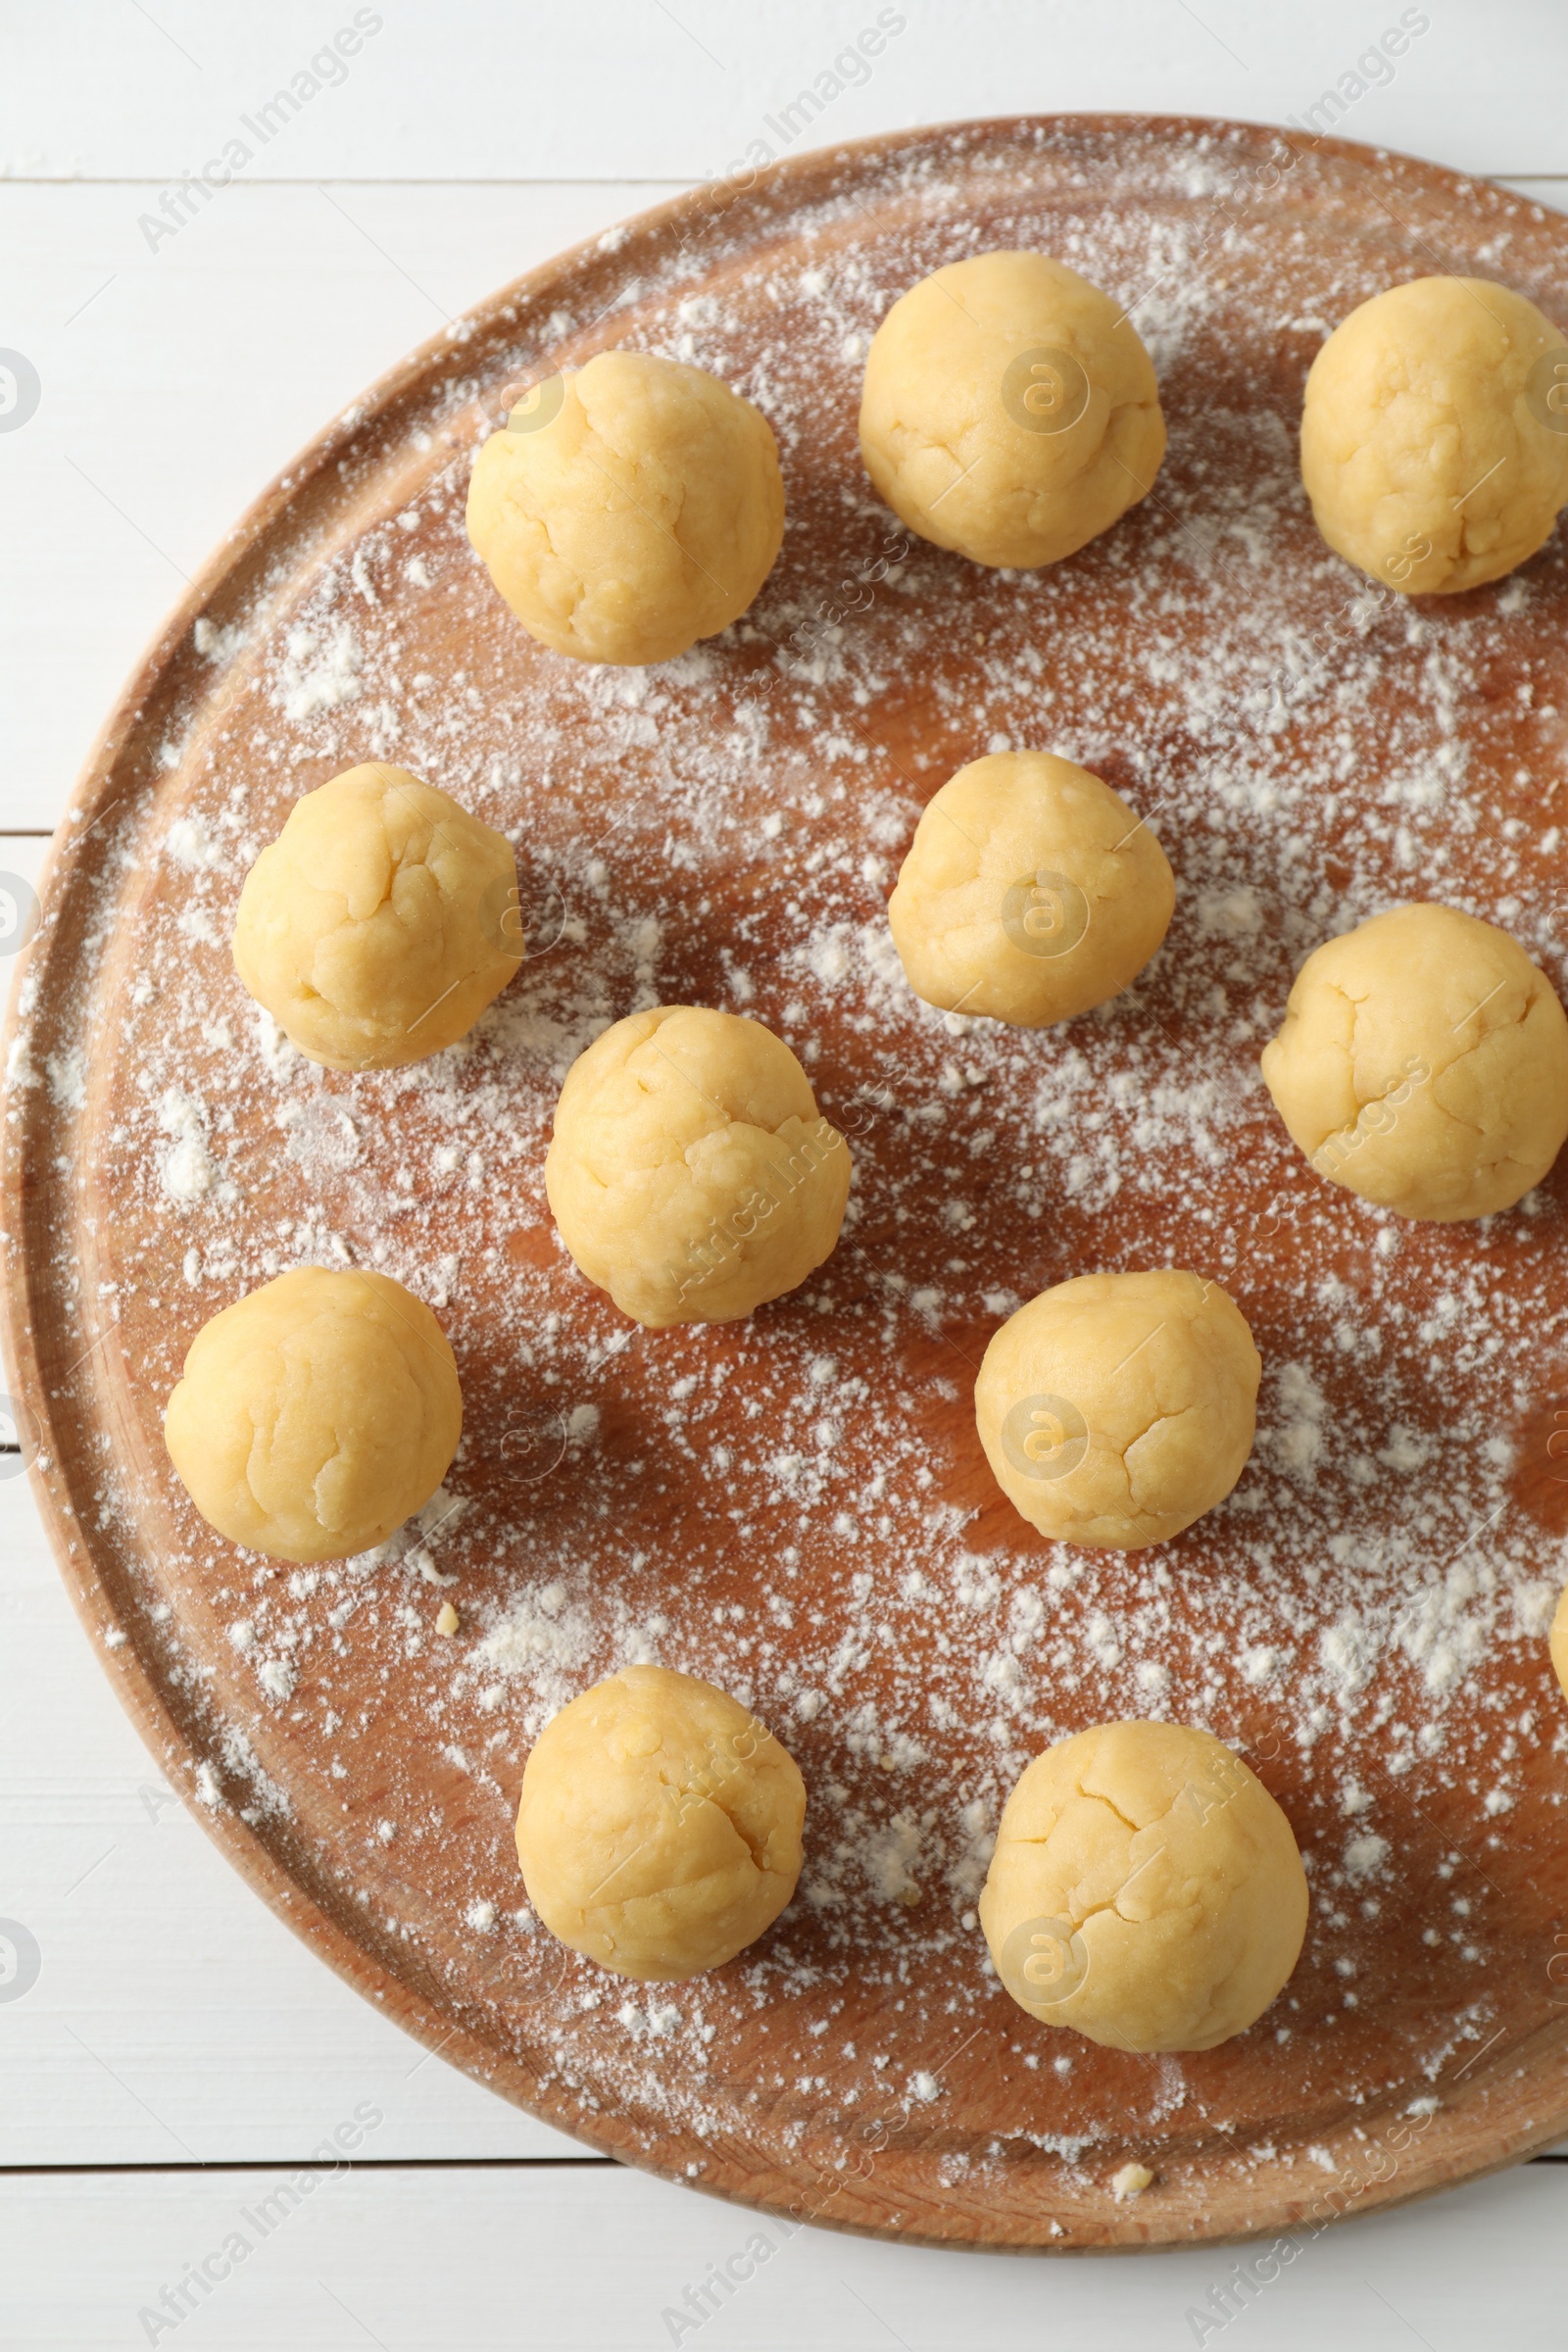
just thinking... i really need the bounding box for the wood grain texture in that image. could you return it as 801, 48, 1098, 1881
6, 117, 1568, 2252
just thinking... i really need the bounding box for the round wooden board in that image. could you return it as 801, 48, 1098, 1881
7, 116, 1568, 2253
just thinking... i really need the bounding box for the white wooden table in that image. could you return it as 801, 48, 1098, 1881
2, 6, 1565, 2341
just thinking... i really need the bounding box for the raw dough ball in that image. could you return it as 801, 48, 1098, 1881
974, 1271, 1259, 1550
858, 250, 1165, 568
164, 1266, 462, 1564
545, 1006, 851, 1328
980, 1720, 1307, 2053
887, 751, 1174, 1025
232, 763, 520, 1072
1552, 1586, 1568, 1705
514, 1664, 806, 1981
1300, 275, 1568, 594
466, 349, 785, 664
1260, 904, 1568, 1222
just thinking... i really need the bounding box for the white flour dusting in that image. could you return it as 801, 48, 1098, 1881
12, 121, 1568, 2223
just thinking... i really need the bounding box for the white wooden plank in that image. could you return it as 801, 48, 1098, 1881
0, 836, 48, 955
2, 2, 1566, 181
0, 2160, 1564, 2350
0, 1465, 587, 2163
1494, 177, 1568, 213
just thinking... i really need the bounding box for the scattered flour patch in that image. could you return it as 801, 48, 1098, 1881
1264, 1362, 1328, 1475
162, 814, 224, 871
278, 623, 364, 721
45, 1048, 87, 1111
1197, 884, 1262, 936
157, 1089, 235, 1206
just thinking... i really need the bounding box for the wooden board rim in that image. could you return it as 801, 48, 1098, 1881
5, 112, 1568, 2251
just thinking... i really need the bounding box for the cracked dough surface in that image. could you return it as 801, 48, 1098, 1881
1260, 903, 1568, 1222
163, 1266, 462, 1565
974, 1270, 1260, 1550
514, 1664, 806, 1982
545, 1005, 852, 1328
232, 762, 520, 1071
980, 1720, 1308, 2053
858, 249, 1165, 569
1300, 274, 1568, 594
887, 750, 1174, 1025
465, 348, 785, 665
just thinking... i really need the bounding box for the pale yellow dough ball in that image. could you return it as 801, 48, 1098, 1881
887, 751, 1174, 1025
232, 763, 520, 1072
1260, 904, 1568, 1222
858, 250, 1165, 569
1300, 275, 1568, 594
974, 1271, 1259, 1550
514, 1665, 806, 1982
466, 349, 785, 664
545, 1006, 851, 1328
1551, 1586, 1568, 1705
980, 1721, 1307, 2053
164, 1266, 462, 1564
